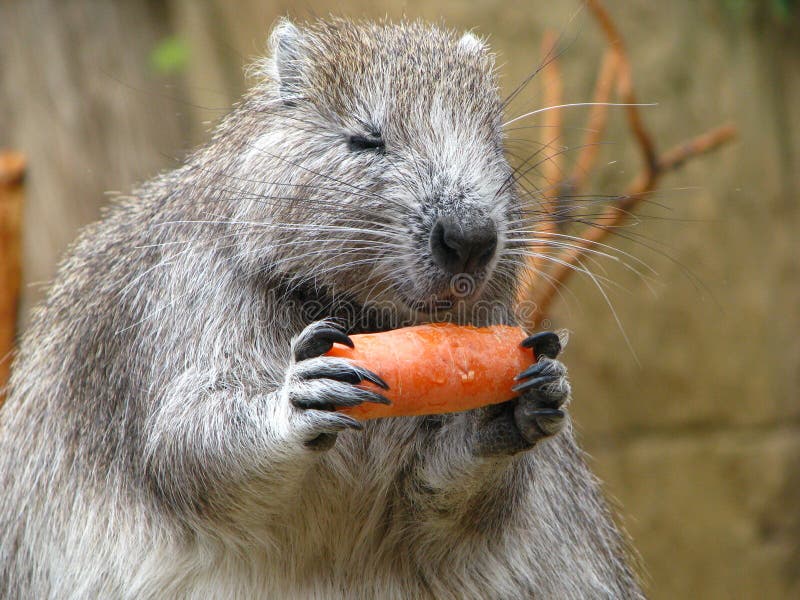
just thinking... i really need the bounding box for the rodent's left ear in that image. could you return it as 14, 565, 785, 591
269, 18, 306, 103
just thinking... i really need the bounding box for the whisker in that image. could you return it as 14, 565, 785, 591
503, 250, 624, 291
150, 218, 407, 241
237, 140, 409, 211
504, 230, 658, 276
185, 163, 398, 206
502, 102, 657, 128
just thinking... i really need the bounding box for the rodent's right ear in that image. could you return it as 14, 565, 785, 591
269, 19, 306, 103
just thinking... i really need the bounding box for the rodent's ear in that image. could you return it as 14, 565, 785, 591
458, 31, 487, 54
269, 19, 306, 102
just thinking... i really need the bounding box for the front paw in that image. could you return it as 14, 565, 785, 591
286, 321, 390, 450
475, 331, 571, 457
512, 356, 570, 444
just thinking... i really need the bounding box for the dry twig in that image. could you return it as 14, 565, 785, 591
568, 49, 619, 191
0, 151, 25, 404
527, 31, 564, 278
519, 0, 737, 329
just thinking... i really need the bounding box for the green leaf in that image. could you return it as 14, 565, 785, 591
150, 37, 190, 76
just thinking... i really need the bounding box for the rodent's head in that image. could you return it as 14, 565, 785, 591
223, 19, 524, 322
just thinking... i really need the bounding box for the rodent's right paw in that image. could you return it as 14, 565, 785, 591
286, 321, 390, 450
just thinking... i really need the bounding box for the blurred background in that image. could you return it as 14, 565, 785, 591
1, 0, 798, 597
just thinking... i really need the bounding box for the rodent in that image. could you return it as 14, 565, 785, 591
0, 19, 643, 598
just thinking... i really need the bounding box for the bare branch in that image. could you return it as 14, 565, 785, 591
520, 0, 737, 329
0, 151, 26, 404
524, 124, 737, 327
538, 30, 565, 205
568, 50, 619, 192
519, 31, 565, 293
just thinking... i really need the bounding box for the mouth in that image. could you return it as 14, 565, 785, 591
345, 259, 507, 331
393, 272, 489, 318
316, 271, 510, 334
400, 295, 455, 314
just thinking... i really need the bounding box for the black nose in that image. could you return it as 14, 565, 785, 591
430, 215, 498, 274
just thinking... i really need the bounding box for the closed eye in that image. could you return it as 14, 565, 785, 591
347, 134, 385, 153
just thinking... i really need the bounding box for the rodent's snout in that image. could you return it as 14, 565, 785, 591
429, 214, 498, 275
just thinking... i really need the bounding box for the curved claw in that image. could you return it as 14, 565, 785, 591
511, 374, 560, 394
527, 407, 564, 418
290, 380, 391, 411
520, 331, 561, 359
310, 411, 364, 432
514, 357, 561, 381
295, 325, 354, 361
303, 413, 363, 450
327, 364, 389, 390
514, 404, 566, 441
295, 358, 389, 390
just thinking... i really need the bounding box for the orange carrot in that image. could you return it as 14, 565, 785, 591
326, 323, 539, 420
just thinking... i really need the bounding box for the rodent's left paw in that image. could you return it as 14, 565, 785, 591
512, 356, 570, 444
474, 331, 570, 457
